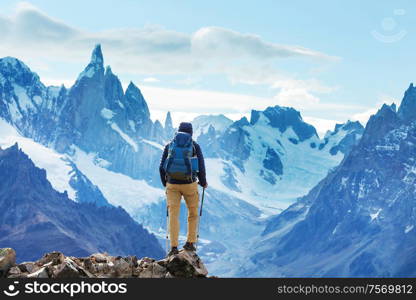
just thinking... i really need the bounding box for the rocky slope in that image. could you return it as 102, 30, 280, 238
0, 143, 164, 262
0, 248, 208, 278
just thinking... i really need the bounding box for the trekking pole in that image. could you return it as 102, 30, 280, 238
196, 187, 205, 251
165, 205, 169, 255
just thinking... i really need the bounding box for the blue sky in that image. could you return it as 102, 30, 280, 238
0, 0, 415, 135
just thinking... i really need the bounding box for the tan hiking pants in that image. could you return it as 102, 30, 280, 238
166, 182, 199, 247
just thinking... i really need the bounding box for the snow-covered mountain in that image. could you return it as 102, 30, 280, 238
242, 84, 416, 277
0, 143, 164, 262
0, 118, 109, 206
0, 45, 167, 186
191, 114, 233, 138
197, 106, 364, 213
0, 45, 365, 276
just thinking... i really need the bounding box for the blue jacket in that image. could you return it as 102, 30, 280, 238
159, 140, 207, 187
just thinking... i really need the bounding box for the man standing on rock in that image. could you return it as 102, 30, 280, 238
159, 122, 208, 256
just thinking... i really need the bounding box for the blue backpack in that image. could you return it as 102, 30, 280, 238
163, 132, 199, 181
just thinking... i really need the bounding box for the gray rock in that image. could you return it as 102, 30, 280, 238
5, 249, 209, 278
113, 257, 133, 277
53, 258, 81, 278
90, 253, 108, 263
27, 267, 49, 278
166, 250, 208, 278
36, 251, 65, 266
7, 266, 24, 278
0, 248, 16, 277
17, 262, 39, 274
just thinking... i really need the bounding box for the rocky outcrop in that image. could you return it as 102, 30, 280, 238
1, 248, 208, 279
0, 248, 16, 277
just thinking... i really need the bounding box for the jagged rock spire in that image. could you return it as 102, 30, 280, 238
397, 83, 416, 122
164, 111, 173, 130
91, 44, 104, 65
75, 44, 104, 81
125, 81, 150, 118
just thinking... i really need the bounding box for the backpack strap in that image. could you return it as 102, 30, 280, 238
165, 142, 175, 173
183, 148, 192, 182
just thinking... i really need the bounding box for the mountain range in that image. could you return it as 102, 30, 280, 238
0, 45, 413, 277
242, 84, 416, 277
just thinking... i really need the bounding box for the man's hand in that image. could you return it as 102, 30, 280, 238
203, 182, 208, 189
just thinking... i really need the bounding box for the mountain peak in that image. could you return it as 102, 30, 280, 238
0, 142, 19, 156
75, 45, 104, 81
164, 111, 173, 129
397, 82, 416, 122
91, 44, 104, 65
251, 105, 317, 141
333, 120, 364, 134
0, 143, 50, 191
124, 81, 150, 118
0, 57, 30, 72
0, 57, 41, 87
126, 81, 141, 95
105, 65, 113, 75
362, 102, 400, 144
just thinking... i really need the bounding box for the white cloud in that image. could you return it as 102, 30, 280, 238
303, 117, 339, 137
191, 27, 338, 61
0, 2, 337, 81
137, 84, 366, 133
140, 85, 277, 115
142, 77, 160, 83
0, 2, 362, 135
42, 78, 75, 88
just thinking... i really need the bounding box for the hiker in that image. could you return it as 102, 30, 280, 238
159, 122, 208, 256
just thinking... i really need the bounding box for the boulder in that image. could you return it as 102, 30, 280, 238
90, 253, 109, 263
36, 251, 65, 266
113, 256, 135, 277
0, 248, 16, 277
17, 262, 39, 274
136, 261, 167, 278
7, 266, 25, 278
166, 250, 208, 278
53, 258, 81, 278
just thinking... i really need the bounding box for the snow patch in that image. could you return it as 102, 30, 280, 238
141, 139, 164, 151
110, 122, 138, 152
77, 66, 96, 79
405, 225, 414, 234
71, 148, 164, 212
370, 208, 382, 221
0, 118, 77, 200
128, 120, 136, 132
13, 84, 33, 112
100, 108, 115, 120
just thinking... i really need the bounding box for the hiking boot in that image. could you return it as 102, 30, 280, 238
183, 242, 196, 251
167, 247, 179, 257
